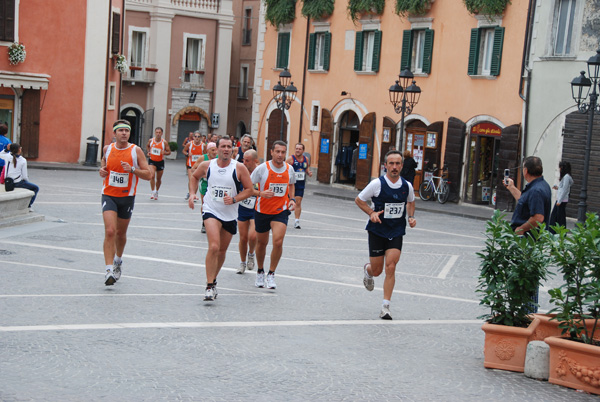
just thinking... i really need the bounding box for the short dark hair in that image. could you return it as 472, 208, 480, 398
559, 161, 571, 179
272, 140, 287, 150
295, 143, 305, 150
0, 124, 7, 136
216, 135, 232, 147
384, 150, 403, 164
155, 127, 163, 133
523, 156, 543, 177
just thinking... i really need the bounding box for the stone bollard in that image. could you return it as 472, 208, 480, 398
524, 340, 550, 380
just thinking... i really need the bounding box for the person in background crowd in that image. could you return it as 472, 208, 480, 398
183, 132, 204, 200
0, 124, 11, 170
549, 161, 573, 233
5, 143, 40, 211
286, 143, 312, 229
146, 127, 171, 200
400, 150, 417, 185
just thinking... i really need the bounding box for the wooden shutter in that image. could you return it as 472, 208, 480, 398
277, 32, 290, 69
317, 108, 334, 184
490, 27, 505, 76
323, 32, 331, 71
400, 30, 413, 71
354, 31, 363, 71
371, 30, 382, 72
380, 117, 397, 165
443, 117, 466, 202
111, 12, 121, 55
21, 90, 40, 159
422, 29, 434, 74
355, 112, 376, 190
467, 28, 480, 76
495, 124, 520, 211
308, 33, 316, 70
0, 0, 15, 42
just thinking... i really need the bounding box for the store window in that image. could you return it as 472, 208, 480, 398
0, 96, 13, 140
466, 122, 502, 205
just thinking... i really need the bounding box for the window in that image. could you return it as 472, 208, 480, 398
468, 27, 504, 76
130, 30, 146, 68
0, 0, 15, 42
242, 8, 252, 45
354, 30, 381, 72
182, 34, 206, 84
111, 12, 120, 55
401, 29, 434, 74
308, 32, 331, 71
310, 101, 320, 131
553, 0, 576, 56
239, 65, 249, 99
276, 32, 290, 69
108, 82, 116, 110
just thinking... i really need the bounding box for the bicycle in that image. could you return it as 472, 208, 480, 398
419, 167, 450, 204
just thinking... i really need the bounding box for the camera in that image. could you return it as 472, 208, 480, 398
504, 169, 510, 185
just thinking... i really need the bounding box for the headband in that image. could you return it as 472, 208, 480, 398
113, 123, 131, 132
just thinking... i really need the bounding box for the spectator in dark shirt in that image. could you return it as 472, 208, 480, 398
400, 150, 417, 185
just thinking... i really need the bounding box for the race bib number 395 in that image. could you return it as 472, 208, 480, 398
109, 171, 129, 188
269, 183, 287, 197
384, 202, 405, 219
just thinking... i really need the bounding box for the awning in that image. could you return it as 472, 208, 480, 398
0, 71, 50, 90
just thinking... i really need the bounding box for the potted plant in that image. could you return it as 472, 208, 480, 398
545, 213, 600, 395
301, 0, 334, 20
476, 210, 551, 372
115, 54, 128, 74
348, 0, 385, 23
7, 42, 26, 65
265, 0, 297, 28
394, 0, 434, 17
463, 0, 511, 16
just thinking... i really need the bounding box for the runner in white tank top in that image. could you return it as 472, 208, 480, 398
203, 158, 242, 222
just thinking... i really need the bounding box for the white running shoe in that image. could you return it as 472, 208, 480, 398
294, 221, 301, 229
255, 272, 265, 288
113, 260, 122, 281
213, 283, 218, 299
266, 273, 277, 289
237, 262, 246, 274
150, 193, 155, 200
204, 287, 215, 301
379, 305, 392, 320
246, 254, 255, 271
154, 191, 158, 200
363, 264, 374, 291
104, 269, 116, 286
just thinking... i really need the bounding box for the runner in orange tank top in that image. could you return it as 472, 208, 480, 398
183, 132, 204, 200
99, 120, 152, 286
146, 127, 171, 200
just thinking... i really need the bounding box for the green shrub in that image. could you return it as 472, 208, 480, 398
463, 0, 511, 16
265, 0, 297, 27
395, 0, 433, 17
301, 0, 334, 19
168, 141, 178, 152
347, 0, 385, 22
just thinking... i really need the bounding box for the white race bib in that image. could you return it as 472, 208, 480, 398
241, 196, 256, 209
269, 183, 287, 197
384, 202, 405, 219
191, 154, 200, 162
151, 147, 161, 156
109, 171, 129, 188
212, 185, 233, 202
295, 171, 305, 181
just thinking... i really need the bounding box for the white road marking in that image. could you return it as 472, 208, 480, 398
0, 293, 273, 298
0, 319, 483, 333
437, 255, 460, 279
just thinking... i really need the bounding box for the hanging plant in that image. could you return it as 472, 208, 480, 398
7, 42, 26, 65
395, 0, 433, 17
264, 0, 297, 28
348, 0, 385, 22
114, 54, 128, 74
301, 0, 334, 20
463, 0, 511, 16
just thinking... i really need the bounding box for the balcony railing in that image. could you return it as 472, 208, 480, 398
127, 0, 220, 13
242, 28, 252, 45
181, 68, 205, 88
123, 64, 157, 84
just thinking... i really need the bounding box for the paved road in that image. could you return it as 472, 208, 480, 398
0, 161, 594, 401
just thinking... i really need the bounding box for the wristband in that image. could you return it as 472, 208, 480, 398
131, 166, 136, 173
290, 198, 296, 202
408, 215, 415, 219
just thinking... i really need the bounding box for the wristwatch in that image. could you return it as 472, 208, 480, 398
131, 166, 136, 173
232, 196, 237, 203
408, 215, 415, 219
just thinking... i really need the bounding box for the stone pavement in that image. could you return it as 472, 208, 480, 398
0, 159, 592, 401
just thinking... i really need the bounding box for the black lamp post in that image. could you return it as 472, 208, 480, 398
570, 48, 600, 223
272, 68, 298, 141
389, 68, 422, 145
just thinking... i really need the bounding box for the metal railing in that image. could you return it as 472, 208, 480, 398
181, 68, 205, 88
123, 64, 157, 84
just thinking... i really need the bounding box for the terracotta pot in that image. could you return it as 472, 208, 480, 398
530, 314, 600, 342
482, 319, 540, 372
546, 336, 600, 395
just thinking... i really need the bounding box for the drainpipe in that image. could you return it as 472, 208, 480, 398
118, 2, 125, 115
101, 1, 112, 147
297, 16, 310, 145
519, 0, 537, 160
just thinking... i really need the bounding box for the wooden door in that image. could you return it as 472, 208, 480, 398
495, 124, 520, 211
21, 89, 40, 159
317, 108, 333, 184
355, 112, 375, 190
443, 117, 466, 202
380, 116, 396, 165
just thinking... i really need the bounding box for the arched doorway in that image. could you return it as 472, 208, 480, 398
120, 107, 142, 146
176, 112, 201, 159
267, 109, 286, 160
335, 110, 360, 185
236, 121, 247, 139
402, 120, 428, 190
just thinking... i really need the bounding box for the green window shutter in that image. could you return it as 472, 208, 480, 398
467, 28, 480, 76
277, 32, 290, 69
354, 31, 363, 71
323, 32, 331, 71
400, 30, 413, 71
371, 30, 382, 72
308, 33, 316, 70
422, 29, 434, 74
490, 27, 505, 76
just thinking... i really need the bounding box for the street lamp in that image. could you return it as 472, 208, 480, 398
272, 68, 298, 141
389, 68, 421, 144
570, 48, 600, 223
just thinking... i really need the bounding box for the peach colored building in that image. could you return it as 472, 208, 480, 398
254, 0, 530, 208
0, 0, 124, 163
121, 0, 235, 159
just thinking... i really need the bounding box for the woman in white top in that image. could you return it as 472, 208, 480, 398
6, 143, 39, 210
549, 161, 573, 233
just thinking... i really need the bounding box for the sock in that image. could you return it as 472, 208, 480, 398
268, 271, 275, 276
106, 264, 113, 272
383, 300, 390, 308
257, 269, 264, 274
248, 252, 254, 257
114, 256, 122, 264
295, 219, 300, 223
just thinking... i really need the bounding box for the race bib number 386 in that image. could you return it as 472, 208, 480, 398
269, 183, 287, 197
212, 185, 233, 202
109, 171, 129, 188
384, 202, 405, 219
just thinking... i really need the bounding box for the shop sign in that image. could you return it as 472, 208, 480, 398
358, 143, 368, 160
471, 122, 501, 137
320, 138, 329, 154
